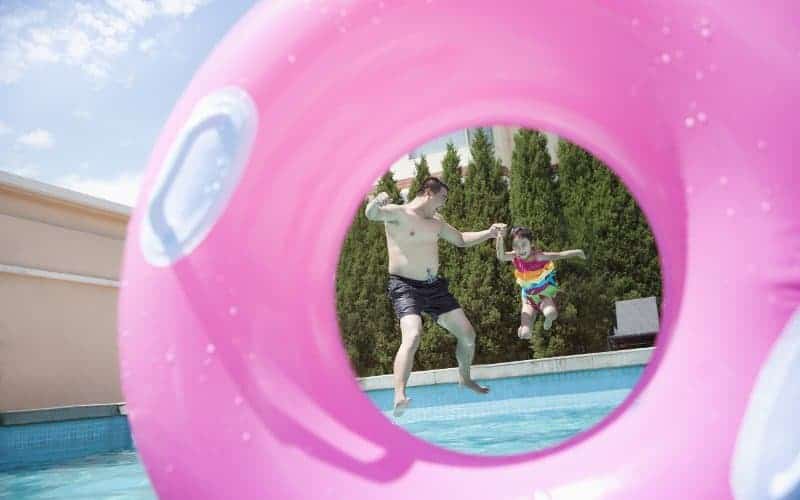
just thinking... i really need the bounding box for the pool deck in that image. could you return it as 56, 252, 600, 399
358, 347, 654, 391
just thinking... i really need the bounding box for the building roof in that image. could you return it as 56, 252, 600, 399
0, 171, 132, 218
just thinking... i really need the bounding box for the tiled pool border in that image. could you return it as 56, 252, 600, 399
0, 415, 133, 471
364, 364, 646, 412
0, 348, 653, 471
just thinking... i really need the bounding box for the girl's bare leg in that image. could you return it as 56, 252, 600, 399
518, 298, 537, 339
540, 297, 558, 330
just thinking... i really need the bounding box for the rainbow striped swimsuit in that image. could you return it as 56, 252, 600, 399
513, 256, 559, 307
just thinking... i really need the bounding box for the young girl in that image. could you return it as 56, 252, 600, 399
496, 226, 586, 338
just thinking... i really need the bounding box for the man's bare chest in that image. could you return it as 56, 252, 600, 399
387, 214, 440, 242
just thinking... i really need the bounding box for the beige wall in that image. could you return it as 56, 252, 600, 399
0, 172, 130, 411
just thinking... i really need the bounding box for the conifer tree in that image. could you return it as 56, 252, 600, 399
376, 170, 403, 204
336, 172, 404, 375
439, 142, 466, 226
454, 128, 524, 364
407, 154, 432, 200
438, 142, 466, 285
530, 139, 661, 357
510, 129, 562, 248
509, 129, 572, 356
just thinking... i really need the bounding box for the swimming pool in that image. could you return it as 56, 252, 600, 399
366, 364, 644, 455
0, 450, 155, 499
1, 364, 644, 498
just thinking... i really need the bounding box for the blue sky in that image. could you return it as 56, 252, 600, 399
0, 0, 257, 206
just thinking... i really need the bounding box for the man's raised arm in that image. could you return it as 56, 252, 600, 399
365, 192, 400, 222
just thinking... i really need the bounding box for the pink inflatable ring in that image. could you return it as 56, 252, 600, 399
119, 2, 800, 498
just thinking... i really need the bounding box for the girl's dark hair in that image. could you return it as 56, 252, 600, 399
510, 226, 534, 242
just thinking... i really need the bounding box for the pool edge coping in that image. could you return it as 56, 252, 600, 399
0, 404, 128, 427
0, 348, 654, 424
358, 347, 654, 391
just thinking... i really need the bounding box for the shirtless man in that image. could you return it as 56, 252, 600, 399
365, 176, 505, 416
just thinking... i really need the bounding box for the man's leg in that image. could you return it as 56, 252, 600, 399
436, 308, 489, 395
393, 314, 423, 416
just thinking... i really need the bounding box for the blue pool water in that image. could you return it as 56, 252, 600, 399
366, 365, 643, 455
0, 450, 155, 499
387, 388, 630, 455
1, 365, 644, 498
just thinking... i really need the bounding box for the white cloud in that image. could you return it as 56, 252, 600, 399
75, 5, 132, 39
95, 36, 129, 57
66, 30, 92, 60
28, 27, 54, 45
107, 0, 156, 25
138, 37, 157, 54
55, 170, 142, 206
159, 0, 211, 17
0, 1, 214, 85
0, 10, 46, 83
0, 43, 27, 84
0, 120, 12, 136
1, 24, 95, 83
17, 129, 55, 149
73, 109, 92, 120
82, 62, 110, 81
22, 38, 60, 63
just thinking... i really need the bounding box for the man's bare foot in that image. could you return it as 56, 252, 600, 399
517, 326, 532, 339
459, 378, 490, 394
543, 317, 554, 330
393, 397, 412, 417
